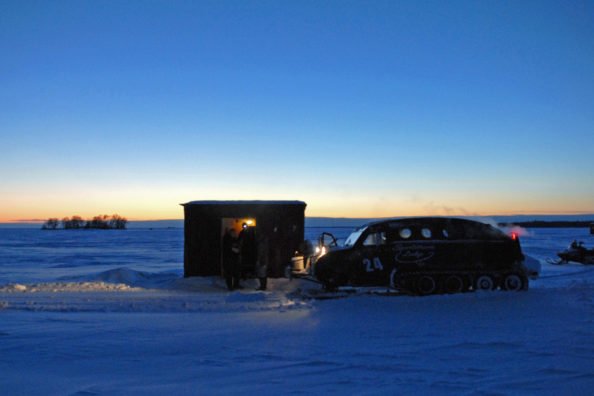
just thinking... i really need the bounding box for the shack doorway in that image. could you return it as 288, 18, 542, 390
220, 217, 257, 276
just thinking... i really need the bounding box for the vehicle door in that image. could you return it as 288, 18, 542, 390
355, 226, 391, 285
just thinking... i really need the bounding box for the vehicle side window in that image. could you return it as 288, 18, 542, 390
363, 231, 386, 246
399, 228, 412, 239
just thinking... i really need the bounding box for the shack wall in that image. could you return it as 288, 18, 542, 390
183, 201, 306, 277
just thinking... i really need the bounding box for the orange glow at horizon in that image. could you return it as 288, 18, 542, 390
2, 194, 593, 223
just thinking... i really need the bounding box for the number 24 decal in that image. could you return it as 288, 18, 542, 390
363, 257, 384, 272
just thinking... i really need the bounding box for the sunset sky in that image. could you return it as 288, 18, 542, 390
1, 1, 593, 222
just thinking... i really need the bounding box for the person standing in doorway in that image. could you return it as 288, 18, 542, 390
222, 228, 241, 290
239, 222, 257, 278
256, 233, 269, 291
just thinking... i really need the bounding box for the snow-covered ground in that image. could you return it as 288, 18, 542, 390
1, 227, 593, 395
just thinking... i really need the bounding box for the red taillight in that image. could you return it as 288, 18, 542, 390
511, 232, 518, 241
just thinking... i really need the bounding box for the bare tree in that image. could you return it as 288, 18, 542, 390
43, 214, 128, 230
88, 215, 110, 229
62, 217, 71, 229
109, 214, 128, 229
41, 218, 59, 230
70, 215, 84, 229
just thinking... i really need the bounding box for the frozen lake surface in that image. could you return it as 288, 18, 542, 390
1, 226, 593, 395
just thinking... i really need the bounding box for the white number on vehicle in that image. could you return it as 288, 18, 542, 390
364, 257, 384, 272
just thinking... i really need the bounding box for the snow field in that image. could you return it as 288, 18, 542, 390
1, 280, 593, 395
1, 227, 593, 394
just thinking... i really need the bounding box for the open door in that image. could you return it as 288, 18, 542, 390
220, 218, 257, 276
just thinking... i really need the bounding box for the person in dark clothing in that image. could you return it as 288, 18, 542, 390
222, 228, 241, 290
255, 233, 269, 290
239, 223, 257, 278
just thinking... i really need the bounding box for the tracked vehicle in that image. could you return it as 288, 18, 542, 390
312, 217, 536, 295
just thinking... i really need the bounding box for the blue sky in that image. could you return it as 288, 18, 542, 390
1, 0, 593, 220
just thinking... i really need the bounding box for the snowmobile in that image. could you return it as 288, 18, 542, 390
556, 241, 594, 264
311, 217, 538, 295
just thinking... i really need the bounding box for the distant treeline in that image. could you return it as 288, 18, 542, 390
42, 215, 128, 230
499, 221, 594, 228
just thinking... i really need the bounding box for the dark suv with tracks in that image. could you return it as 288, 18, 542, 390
313, 217, 531, 295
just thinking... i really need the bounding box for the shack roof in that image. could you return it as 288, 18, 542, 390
181, 200, 306, 206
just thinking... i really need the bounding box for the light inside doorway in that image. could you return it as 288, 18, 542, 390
221, 217, 257, 236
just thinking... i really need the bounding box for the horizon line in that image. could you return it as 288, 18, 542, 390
4, 212, 594, 224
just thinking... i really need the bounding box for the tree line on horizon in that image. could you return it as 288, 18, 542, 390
41, 214, 128, 230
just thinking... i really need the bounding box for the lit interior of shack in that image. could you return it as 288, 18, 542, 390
221, 218, 256, 236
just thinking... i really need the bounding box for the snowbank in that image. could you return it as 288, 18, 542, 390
0, 281, 141, 293
0, 267, 313, 313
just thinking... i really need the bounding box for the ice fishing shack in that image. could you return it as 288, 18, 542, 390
182, 200, 306, 278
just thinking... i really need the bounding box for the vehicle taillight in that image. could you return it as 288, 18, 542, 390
511, 232, 518, 241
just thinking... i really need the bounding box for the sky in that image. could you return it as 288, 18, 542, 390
1, 0, 593, 221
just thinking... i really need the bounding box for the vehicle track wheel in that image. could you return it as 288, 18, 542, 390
475, 275, 495, 291
417, 275, 437, 295
444, 275, 464, 294
502, 274, 523, 291
323, 273, 346, 292
323, 279, 337, 292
